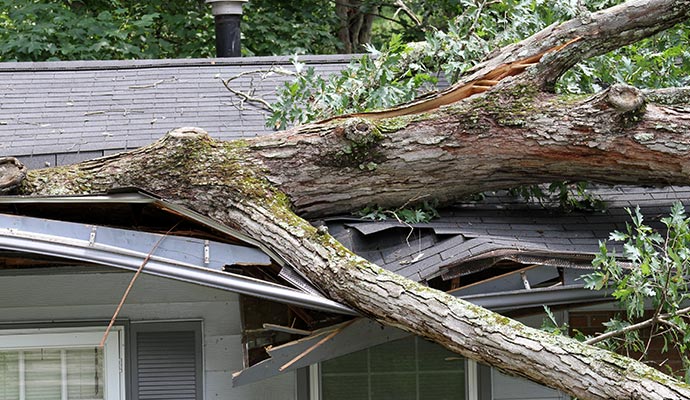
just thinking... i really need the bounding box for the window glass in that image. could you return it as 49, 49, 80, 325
67, 348, 104, 399
321, 375, 368, 400
370, 338, 415, 373
417, 339, 463, 372
0, 352, 19, 399
320, 350, 367, 374
321, 337, 465, 400
1, 347, 104, 400
24, 349, 62, 400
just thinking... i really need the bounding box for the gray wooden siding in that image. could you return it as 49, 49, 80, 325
0, 269, 297, 400
488, 313, 569, 400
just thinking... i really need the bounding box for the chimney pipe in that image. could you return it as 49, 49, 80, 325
206, 0, 248, 57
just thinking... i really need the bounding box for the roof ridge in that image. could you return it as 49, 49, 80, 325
0, 54, 361, 73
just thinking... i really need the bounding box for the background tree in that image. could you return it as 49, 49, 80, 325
0, 0, 215, 61
241, 0, 341, 55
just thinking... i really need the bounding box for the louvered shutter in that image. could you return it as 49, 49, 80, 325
130, 322, 202, 400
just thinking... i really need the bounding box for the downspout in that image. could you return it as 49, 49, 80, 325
205, 0, 248, 57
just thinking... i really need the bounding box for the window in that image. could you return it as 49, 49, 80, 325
0, 327, 124, 400
320, 336, 466, 400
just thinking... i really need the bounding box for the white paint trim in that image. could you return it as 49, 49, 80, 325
467, 359, 478, 400
18, 351, 25, 400
309, 364, 320, 400
61, 350, 68, 400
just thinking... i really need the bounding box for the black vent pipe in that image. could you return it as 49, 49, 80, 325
206, 0, 247, 57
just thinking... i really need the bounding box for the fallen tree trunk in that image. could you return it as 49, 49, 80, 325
6, 0, 690, 398
16, 127, 690, 399
246, 83, 690, 217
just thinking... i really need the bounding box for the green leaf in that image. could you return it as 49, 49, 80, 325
609, 230, 627, 241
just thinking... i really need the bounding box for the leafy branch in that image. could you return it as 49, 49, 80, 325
508, 181, 605, 212
355, 199, 440, 224
582, 203, 690, 382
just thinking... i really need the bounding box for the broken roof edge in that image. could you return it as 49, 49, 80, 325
0, 53, 362, 73
0, 189, 337, 304
233, 283, 617, 386
0, 211, 356, 316
233, 318, 407, 387
0, 189, 285, 264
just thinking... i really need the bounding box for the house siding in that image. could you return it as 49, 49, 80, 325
491, 371, 567, 400
487, 313, 568, 400
0, 269, 297, 400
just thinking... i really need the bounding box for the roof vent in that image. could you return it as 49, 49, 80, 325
206, 0, 248, 57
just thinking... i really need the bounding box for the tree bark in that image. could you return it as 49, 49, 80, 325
6, 0, 690, 399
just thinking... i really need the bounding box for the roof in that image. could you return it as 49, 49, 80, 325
3, 56, 689, 383
0, 55, 684, 308
326, 185, 690, 293
0, 55, 353, 168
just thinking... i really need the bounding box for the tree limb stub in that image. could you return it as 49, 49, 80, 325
0, 157, 27, 194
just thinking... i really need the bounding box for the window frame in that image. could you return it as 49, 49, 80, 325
313, 336, 479, 400
0, 326, 125, 400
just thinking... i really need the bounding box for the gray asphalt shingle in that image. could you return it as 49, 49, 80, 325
0, 55, 354, 165
329, 186, 690, 283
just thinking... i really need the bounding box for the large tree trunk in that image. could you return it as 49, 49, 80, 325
6, 0, 690, 399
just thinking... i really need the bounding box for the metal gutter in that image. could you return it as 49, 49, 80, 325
0, 212, 356, 315
0, 191, 286, 265
0, 193, 155, 204
0, 191, 326, 297
458, 284, 614, 311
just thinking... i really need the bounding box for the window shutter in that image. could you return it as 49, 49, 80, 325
130, 322, 202, 400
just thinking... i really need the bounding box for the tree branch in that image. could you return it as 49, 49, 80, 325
14, 121, 690, 399
220, 68, 293, 113
247, 84, 690, 217
585, 305, 690, 346
459, 0, 690, 90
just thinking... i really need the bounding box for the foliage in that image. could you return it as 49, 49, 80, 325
0, 0, 214, 61
508, 181, 605, 212
242, 0, 341, 56
583, 203, 690, 381
3, 0, 687, 94
540, 306, 590, 342
355, 199, 440, 224
267, 0, 690, 127
540, 306, 570, 336
267, 35, 438, 129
